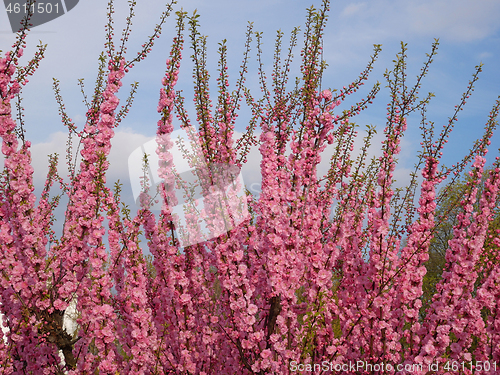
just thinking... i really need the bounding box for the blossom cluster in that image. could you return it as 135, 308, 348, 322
1, 1, 499, 374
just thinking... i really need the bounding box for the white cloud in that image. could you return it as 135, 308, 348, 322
12, 128, 263, 210
10, 124, 414, 199
405, 0, 494, 41
25, 128, 154, 189
478, 51, 493, 60
341, 3, 367, 17
331, 0, 500, 65
407, 0, 500, 42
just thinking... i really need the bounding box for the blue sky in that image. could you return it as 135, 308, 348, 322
1, 0, 499, 210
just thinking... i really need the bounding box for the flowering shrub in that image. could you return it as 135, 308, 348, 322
1, 0, 499, 374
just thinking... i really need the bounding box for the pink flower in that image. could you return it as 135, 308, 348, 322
180, 293, 191, 304
261, 349, 272, 359
320, 89, 332, 101
248, 304, 258, 315
317, 269, 331, 286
